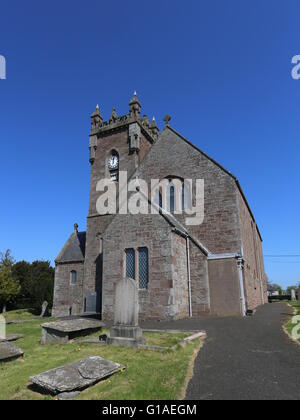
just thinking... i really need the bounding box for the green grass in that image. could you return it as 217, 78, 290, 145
144, 331, 191, 348
0, 312, 202, 400
285, 301, 300, 340
3, 309, 39, 323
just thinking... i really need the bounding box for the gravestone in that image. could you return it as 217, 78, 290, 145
0, 315, 5, 340
40, 301, 48, 318
41, 318, 104, 345
0, 342, 24, 363
30, 356, 124, 395
0, 334, 24, 343
107, 278, 145, 347
291, 289, 296, 301
85, 293, 97, 313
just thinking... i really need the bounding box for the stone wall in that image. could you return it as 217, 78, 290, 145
101, 212, 192, 321
52, 262, 84, 317
189, 241, 210, 316
137, 127, 241, 254
171, 233, 189, 319
208, 258, 242, 316
238, 191, 267, 310
84, 125, 153, 306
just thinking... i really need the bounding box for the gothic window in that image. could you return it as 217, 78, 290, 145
70, 270, 77, 285
154, 188, 163, 210
169, 183, 175, 213
108, 150, 119, 182
159, 190, 163, 209
182, 181, 192, 210
125, 248, 135, 279
138, 247, 149, 289
166, 178, 183, 213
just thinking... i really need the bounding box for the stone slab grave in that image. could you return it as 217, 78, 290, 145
107, 277, 145, 347
0, 334, 24, 343
0, 342, 24, 363
29, 356, 125, 395
41, 318, 105, 345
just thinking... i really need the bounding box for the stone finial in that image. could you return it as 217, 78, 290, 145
91, 105, 103, 130
129, 91, 141, 118
142, 115, 150, 128
163, 115, 171, 126
150, 117, 159, 140
74, 223, 79, 233
109, 107, 118, 123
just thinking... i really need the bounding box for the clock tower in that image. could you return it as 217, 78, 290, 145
83, 93, 158, 308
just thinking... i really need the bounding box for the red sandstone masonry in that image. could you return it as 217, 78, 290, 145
238, 191, 267, 311
53, 101, 267, 319
53, 262, 84, 317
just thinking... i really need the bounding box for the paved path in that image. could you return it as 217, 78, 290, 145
142, 303, 300, 400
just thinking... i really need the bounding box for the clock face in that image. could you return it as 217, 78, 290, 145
108, 155, 119, 170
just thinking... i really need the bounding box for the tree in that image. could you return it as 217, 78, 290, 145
269, 283, 283, 295
29, 261, 54, 311
0, 249, 15, 270
12, 261, 32, 300
0, 250, 20, 312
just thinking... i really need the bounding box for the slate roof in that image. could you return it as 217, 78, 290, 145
55, 231, 86, 264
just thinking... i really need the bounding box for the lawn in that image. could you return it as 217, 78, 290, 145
285, 301, 300, 342
0, 310, 202, 400
3, 308, 39, 323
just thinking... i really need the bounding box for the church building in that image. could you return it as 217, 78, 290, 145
52, 93, 267, 320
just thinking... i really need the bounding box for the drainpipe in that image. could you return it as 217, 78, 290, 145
186, 237, 193, 318
237, 257, 247, 316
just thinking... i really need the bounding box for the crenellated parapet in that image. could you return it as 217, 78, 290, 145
89, 92, 159, 144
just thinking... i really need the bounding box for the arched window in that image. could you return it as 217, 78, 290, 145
153, 177, 191, 213
154, 188, 163, 210
182, 180, 192, 210
70, 270, 77, 285
108, 150, 119, 182
169, 183, 175, 213
166, 178, 183, 213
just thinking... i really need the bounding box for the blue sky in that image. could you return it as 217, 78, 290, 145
0, 0, 299, 289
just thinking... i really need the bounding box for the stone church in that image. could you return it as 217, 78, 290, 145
52, 93, 267, 320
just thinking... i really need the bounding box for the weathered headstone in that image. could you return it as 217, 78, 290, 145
0, 315, 5, 340
30, 356, 124, 395
40, 301, 48, 318
291, 289, 296, 301
0, 342, 24, 363
85, 293, 98, 313
108, 278, 145, 347
0, 333, 24, 343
